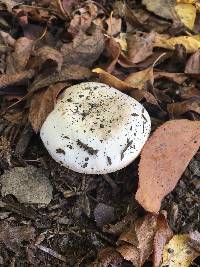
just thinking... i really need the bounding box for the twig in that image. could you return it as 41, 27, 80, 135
36, 245, 67, 263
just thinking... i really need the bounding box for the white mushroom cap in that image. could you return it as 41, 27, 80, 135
40, 82, 151, 174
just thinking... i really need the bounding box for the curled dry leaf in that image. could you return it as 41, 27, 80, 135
154, 71, 188, 84
33, 46, 63, 71
0, 221, 35, 253
168, 98, 200, 117
29, 83, 68, 132
68, 3, 98, 36
93, 68, 159, 105
135, 119, 200, 213
104, 37, 121, 73
126, 31, 156, 64
185, 49, 200, 74
105, 16, 122, 37
0, 69, 34, 89
10, 37, 34, 72
117, 214, 157, 267
153, 214, 173, 267
124, 67, 154, 90
93, 68, 133, 90
154, 34, 200, 53
61, 27, 105, 67
161, 234, 200, 267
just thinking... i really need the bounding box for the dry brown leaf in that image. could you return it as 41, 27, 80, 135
29, 83, 68, 132
93, 68, 159, 105
117, 214, 157, 267
12, 37, 35, 72
153, 214, 173, 267
0, 69, 34, 89
168, 98, 200, 117
61, 27, 105, 67
68, 3, 98, 36
179, 86, 200, 99
29, 65, 91, 94
126, 31, 156, 64
93, 68, 133, 90
135, 119, 200, 213
32, 46, 63, 71
106, 16, 122, 37
154, 71, 188, 84
104, 37, 121, 73
185, 49, 200, 74
124, 67, 154, 90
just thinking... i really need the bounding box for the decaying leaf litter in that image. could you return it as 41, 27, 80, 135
0, 0, 200, 266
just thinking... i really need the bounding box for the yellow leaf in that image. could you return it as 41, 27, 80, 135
114, 33, 127, 51
176, 0, 195, 3
124, 67, 153, 90
162, 234, 199, 267
175, 3, 196, 30
154, 34, 200, 53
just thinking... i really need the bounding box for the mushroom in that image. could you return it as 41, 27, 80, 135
40, 82, 151, 174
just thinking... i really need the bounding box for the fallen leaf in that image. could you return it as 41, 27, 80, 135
185, 49, 200, 74
61, 27, 105, 67
142, 0, 178, 20
188, 231, 200, 252
175, 3, 196, 30
93, 68, 133, 90
114, 32, 127, 51
29, 65, 91, 94
0, 31, 15, 47
168, 98, 200, 117
104, 37, 121, 72
161, 234, 199, 267
68, 3, 98, 36
178, 86, 200, 99
29, 83, 68, 132
135, 119, 200, 213
33, 46, 63, 71
0, 69, 34, 89
117, 214, 157, 267
126, 31, 156, 64
106, 16, 122, 36
154, 71, 187, 84
0, 221, 35, 253
11, 37, 35, 72
154, 34, 200, 53
124, 67, 154, 89
93, 68, 159, 105
153, 214, 173, 267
